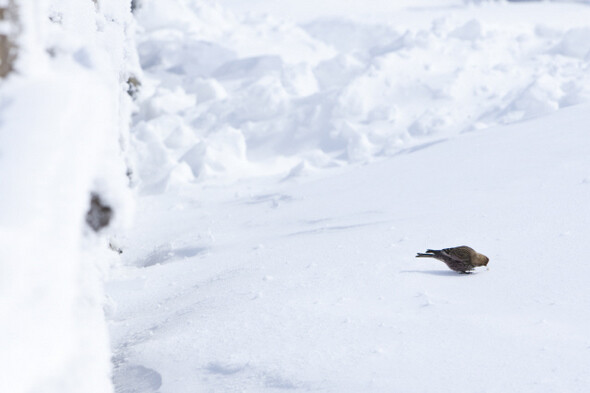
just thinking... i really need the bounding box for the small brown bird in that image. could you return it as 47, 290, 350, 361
416, 246, 489, 274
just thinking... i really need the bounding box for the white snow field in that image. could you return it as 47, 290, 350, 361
109, 1, 590, 392
111, 105, 590, 393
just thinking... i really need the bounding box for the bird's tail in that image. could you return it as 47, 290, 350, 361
416, 252, 435, 258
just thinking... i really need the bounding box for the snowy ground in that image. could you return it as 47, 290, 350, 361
109, 1, 590, 392
110, 104, 590, 392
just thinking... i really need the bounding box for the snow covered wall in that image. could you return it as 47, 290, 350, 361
0, 1, 137, 392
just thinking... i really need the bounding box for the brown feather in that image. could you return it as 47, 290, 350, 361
416, 246, 489, 273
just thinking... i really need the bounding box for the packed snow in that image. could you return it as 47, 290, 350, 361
1, 0, 590, 392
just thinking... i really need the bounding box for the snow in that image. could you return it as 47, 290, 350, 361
2, 0, 590, 392
129, 0, 590, 190
0, 1, 135, 392
111, 103, 590, 392
110, 1, 590, 392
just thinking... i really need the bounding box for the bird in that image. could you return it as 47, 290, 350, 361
416, 246, 489, 274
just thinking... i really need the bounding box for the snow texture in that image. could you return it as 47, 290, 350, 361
129, 0, 590, 189
111, 1, 590, 393
112, 104, 590, 392
0, 1, 136, 392
2, 0, 590, 392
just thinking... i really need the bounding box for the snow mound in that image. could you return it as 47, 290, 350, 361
130, 0, 590, 189
552, 27, 590, 58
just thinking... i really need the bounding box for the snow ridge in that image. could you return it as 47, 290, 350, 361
130, 0, 590, 189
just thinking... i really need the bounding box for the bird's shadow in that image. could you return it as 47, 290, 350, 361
400, 269, 471, 277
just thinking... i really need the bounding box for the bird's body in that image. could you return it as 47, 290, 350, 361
416, 246, 489, 273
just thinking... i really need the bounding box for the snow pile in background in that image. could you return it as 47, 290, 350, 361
130, 0, 590, 189
0, 1, 136, 392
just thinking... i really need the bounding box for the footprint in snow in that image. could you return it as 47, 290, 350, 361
205, 361, 248, 375
112, 364, 162, 393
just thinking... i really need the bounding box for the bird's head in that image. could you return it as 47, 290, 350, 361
476, 254, 489, 267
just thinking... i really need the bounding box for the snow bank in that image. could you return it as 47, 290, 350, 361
0, 1, 137, 392
130, 0, 590, 189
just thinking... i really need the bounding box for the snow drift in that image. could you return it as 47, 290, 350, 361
130, 0, 590, 189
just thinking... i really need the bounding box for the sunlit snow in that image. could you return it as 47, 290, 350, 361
1, 1, 590, 393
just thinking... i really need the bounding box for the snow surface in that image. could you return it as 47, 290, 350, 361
110, 1, 590, 392
130, 0, 590, 190
2, 0, 589, 392
111, 104, 590, 392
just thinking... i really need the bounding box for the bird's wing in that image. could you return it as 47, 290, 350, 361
442, 246, 472, 262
